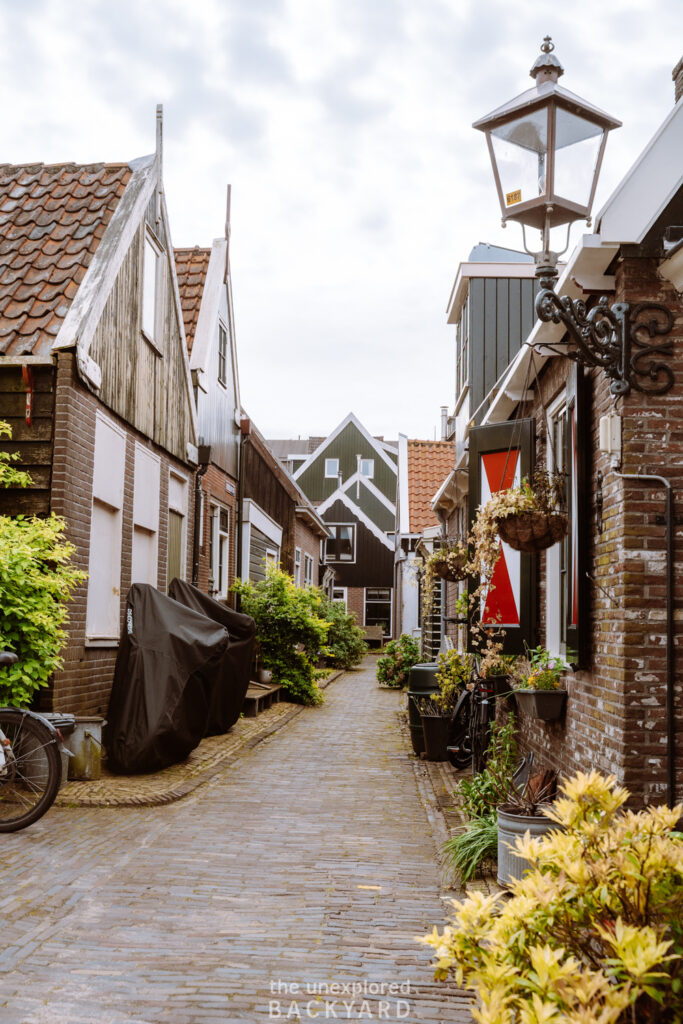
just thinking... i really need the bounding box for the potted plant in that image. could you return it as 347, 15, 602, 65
413, 650, 474, 762
376, 633, 421, 689
511, 645, 568, 720
471, 469, 567, 570
422, 771, 683, 1023
497, 764, 558, 887
420, 539, 470, 620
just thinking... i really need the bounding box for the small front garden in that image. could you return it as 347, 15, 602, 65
233, 566, 367, 706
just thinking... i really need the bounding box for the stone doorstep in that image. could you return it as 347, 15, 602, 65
54, 669, 345, 810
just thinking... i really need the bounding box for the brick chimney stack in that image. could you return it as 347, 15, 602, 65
673, 56, 683, 103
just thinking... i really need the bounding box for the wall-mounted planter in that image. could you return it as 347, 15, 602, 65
513, 689, 567, 721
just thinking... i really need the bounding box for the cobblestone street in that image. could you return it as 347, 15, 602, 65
0, 659, 470, 1023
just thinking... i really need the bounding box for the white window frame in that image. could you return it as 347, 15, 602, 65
294, 546, 302, 587
265, 548, 278, 569
217, 320, 228, 387
364, 587, 393, 635
303, 553, 314, 587
325, 458, 339, 478
332, 587, 347, 610
168, 469, 189, 588
210, 503, 230, 599
86, 413, 126, 645
360, 458, 374, 479
325, 523, 356, 564
142, 230, 163, 349
546, 393, 567, 659
131, 443, 160, 588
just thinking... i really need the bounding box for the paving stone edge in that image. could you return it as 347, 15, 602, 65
55, 669, 346, 809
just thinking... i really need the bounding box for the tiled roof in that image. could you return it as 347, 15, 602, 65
174, 247, 211, 353
0, 162, 131, 358
407, 439, 455, 534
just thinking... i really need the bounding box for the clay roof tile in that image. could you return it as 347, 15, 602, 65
174, 246, 212, 354
406, 440, 456, 534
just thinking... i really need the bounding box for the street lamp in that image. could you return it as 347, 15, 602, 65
474, 38, 674, 396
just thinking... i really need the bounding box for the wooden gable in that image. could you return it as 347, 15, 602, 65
295, 415, 397, 507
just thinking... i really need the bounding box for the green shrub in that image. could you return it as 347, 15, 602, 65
376, 633, 421, 689
0, 422, 86, 706
457, 714, 517, 820
441, 815, 498, 884
433, 649, 474, 713
232, 566, 328, 705
422, 771, 683, 1023
321, 598, 367, 669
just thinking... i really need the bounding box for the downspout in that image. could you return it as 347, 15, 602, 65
616, 472, 675, 808
192, 445, 211, 586
235, 418, 251, 611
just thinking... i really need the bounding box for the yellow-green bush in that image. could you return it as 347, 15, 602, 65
421, 771, 683, 1023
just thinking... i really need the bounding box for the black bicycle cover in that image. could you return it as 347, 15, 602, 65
168, 579, 256, 735
104, 582, 253, 774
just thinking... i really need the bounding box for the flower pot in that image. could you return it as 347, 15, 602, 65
496, 511, 568, 553
497, 805, 558, 887
257, 667, 273, 685
513, 688, 567, 721
432, 555, 468, 583
420, 713, 451, 761
407, 663, 439, 756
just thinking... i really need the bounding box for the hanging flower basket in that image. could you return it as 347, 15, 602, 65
496, 510, 568, 554
432, 550, 468, 582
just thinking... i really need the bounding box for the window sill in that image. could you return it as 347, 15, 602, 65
85, 637, 119, 648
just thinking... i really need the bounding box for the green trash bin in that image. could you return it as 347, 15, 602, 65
407, 663, 439, 756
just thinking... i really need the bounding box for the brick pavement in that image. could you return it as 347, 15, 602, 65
0, 659, 472, 1023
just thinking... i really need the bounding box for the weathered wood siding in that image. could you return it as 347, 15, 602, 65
321, 498, 393, 589
89, 211, 194, 463
249, 526, 278, 582
242, 439, 295, 572
0, 365, 55, 515
296, 422, 397, 505
469, 276, 539, 425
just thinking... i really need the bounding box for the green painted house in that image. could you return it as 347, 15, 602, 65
270, 413, 397, 635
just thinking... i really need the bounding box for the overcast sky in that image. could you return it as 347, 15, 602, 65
2, 0, 681, 441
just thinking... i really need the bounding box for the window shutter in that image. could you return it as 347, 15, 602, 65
564, 364, 590, 667
468, 418, 536, 656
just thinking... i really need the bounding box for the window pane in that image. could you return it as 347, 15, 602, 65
325, 458, 339, 477
142, 238, 157, 340
218, 324, 227, 385
360, 459, 373, 478
338, 525, 353, 560
167, 510, 183, 590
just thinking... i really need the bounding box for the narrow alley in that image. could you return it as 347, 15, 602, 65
0, 661, 470, 1024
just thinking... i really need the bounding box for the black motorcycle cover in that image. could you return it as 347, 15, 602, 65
168, 579, 256, 735
104, 583, 230, 773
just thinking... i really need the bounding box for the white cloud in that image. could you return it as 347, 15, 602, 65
1, 0, 681, 439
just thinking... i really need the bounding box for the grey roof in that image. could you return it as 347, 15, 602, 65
468, 243, 533, 263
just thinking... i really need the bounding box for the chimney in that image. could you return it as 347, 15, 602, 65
440, 405, 449, 441
673, 57, 683, 104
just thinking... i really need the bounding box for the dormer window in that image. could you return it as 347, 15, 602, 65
142, 232, 162, 346
218, 322, 228, 386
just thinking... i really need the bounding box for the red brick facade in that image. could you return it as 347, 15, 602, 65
293, 516, 322, 587
511, 259, 683, 806
48, 353, 195, 716
195, 461, 238, 602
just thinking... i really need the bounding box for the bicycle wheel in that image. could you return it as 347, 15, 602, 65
0, 710, 61, 832
447, 691, 473, 770
471, 696, 488, 774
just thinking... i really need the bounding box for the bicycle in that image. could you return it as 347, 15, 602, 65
0, 651, 64, 832
447, 674, 499, 773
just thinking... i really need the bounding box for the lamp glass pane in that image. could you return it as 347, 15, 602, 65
553, 108, 603, 208
491, 117, 550, 209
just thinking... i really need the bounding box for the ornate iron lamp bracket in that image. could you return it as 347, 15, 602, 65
535, 274, 674, 396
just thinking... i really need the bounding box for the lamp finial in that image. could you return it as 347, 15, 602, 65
530, 36, 564, 84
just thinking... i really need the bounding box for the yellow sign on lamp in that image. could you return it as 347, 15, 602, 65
506, 189, 522, 206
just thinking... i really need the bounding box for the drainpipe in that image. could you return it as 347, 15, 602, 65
192, 445, 211, 586
440, 405, 448, 441
616, 472, 675, 808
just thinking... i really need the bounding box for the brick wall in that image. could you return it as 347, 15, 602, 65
294, 516, 322, 586
195, 461, 238, 603
346, 586, 365, 625
49, 353, 196, 716
512, 258, 683, 806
